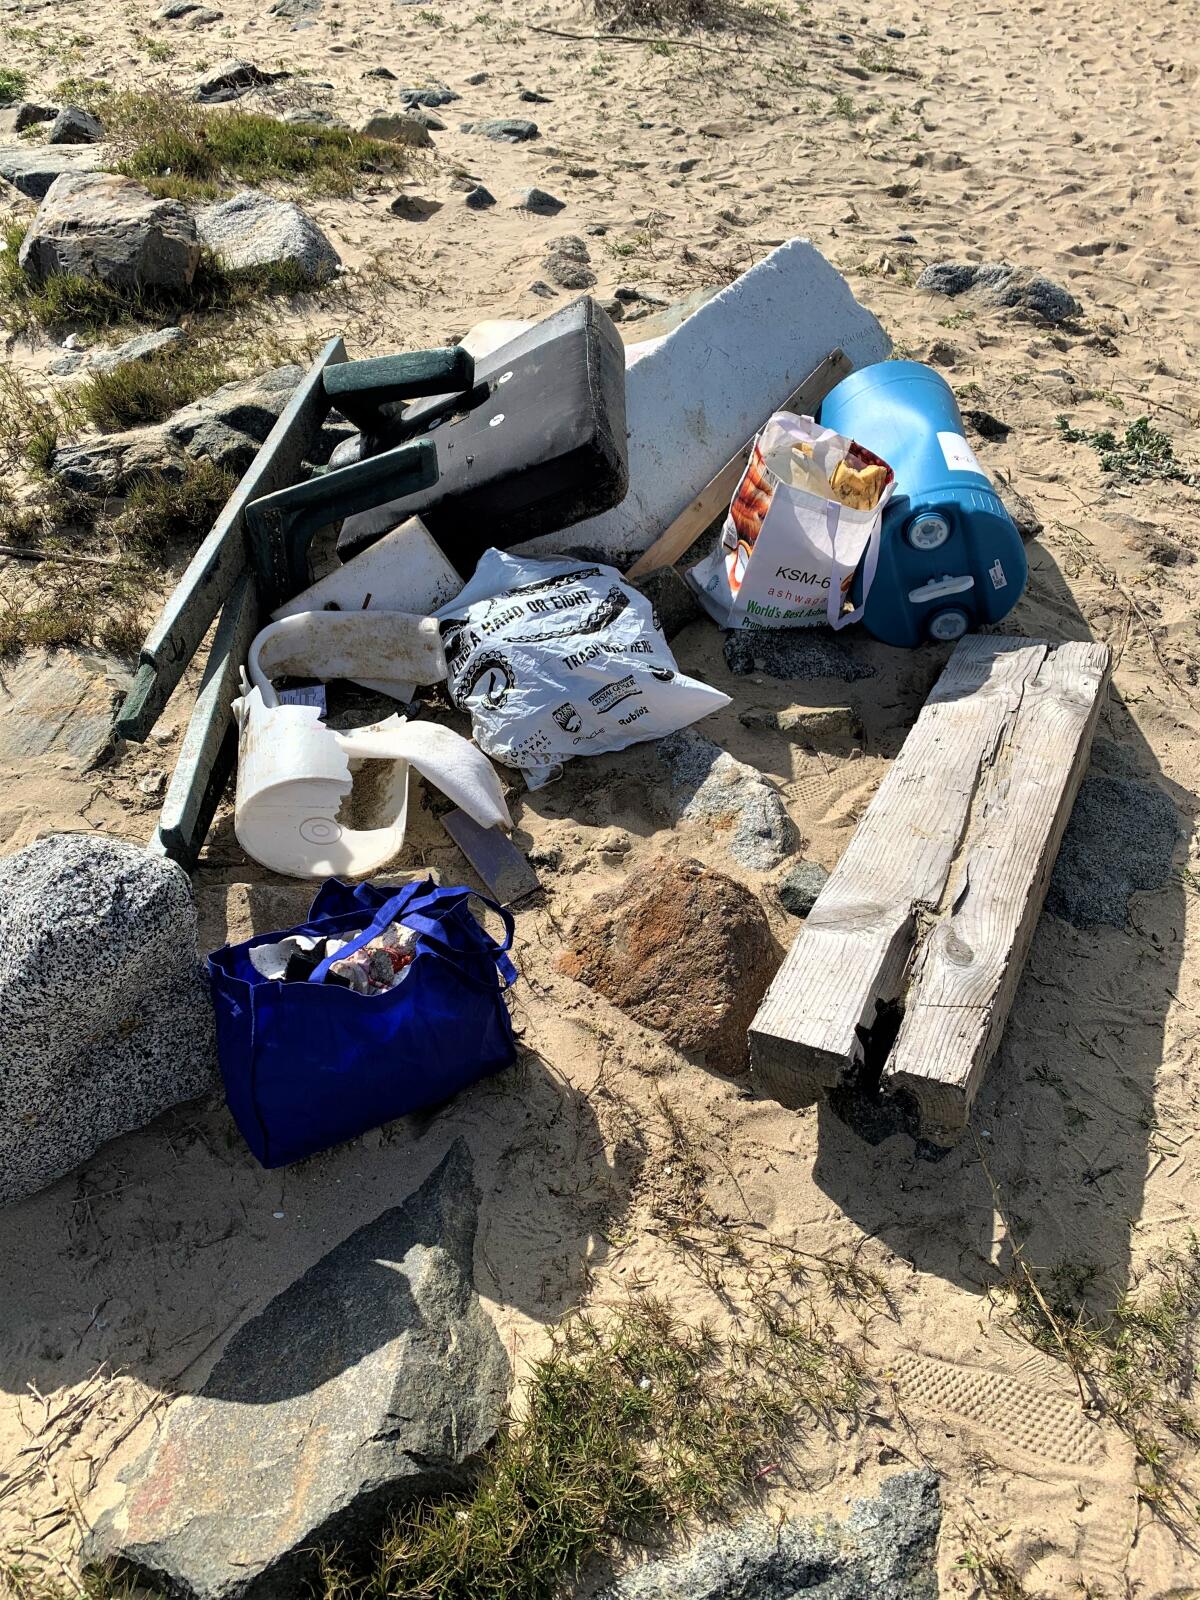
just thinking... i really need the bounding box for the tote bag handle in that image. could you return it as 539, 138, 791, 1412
308, 888, 517, 988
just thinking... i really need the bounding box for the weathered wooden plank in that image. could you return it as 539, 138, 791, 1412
748, 637, 1058, 1110
151, 574, 259, 871
115, 336, 347, 743
882, 639, 1111, 1141
623, 347, 852, 581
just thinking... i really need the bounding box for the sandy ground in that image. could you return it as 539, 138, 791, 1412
2, 0, 1200, 1594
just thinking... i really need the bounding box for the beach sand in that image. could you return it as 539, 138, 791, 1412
1, 0, 1199, 1593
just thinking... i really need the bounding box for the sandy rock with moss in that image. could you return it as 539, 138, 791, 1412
195, 190, 340, 285
16, 171, 200, 291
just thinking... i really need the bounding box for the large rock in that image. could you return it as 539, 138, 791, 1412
52, 429, 188, 496
88, 326, 188, 374
917, 260, 1082, 324
163, 363, 303, 469
723, 630, 876, 682
543, 234, 596, 290
657, 729, 797, 871
195, 190, 340, 285
597, 1470, 940, 1600
461, 117, 538, 142
13, 101, 58, 131
0, 143, 110, 200
194, 61, 288, 103
17, 172, 200, 291
87, 1141, 509, 1600
0, 649, 131, 771
559, 857, 777, 1073
48, 106, 104, 145
53, 364, 302, 493
0, 834, 216, 1206
1047, 761, 1180, 928
357, 111, 432, 146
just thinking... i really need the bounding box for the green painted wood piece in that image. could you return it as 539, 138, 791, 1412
244, 437, 438, 615
115, 336, 347, 743
150, 574, 259, 871
322, 347, 473, 432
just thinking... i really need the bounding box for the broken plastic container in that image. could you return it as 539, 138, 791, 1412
233, 691, 511, 879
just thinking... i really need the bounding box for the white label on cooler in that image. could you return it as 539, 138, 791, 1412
989, 560, 1007, 590
937, 431, 983, 474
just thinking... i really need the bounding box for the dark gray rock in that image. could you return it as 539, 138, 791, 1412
778, 860, 829, 917
52, 430, 187, 496
194, 60, 288, 103
510, 185, 563, 214
465, 70, 488, 85
529, 279, 557, 298
54, 364, 302, 493
358, 110, 432, 146
88, 326, 187, 374
48, 105, 103, 144
13, 101, 58, 131
156, 0, 206, 15
268, 0, 321, 15
389, 192, 442, 220
397, 83, 460, 107
461, 117, 538, 142
0, 143, 109, 200
597, 1469, 940, 1600
1048, 766, 1180, 928
998, 480, 1042, 539
723, 632, 877, 682
87, 1141, 509, 1600
0, 834, 215, 1207
195, 191, 340, 284
463, 183, 496, 210
0, 649, 131, 771
18, 172, 199, 289
281, 106, 344, 127
543, 233, 595, 290
362, 65, 396, 78
917, 260, 1081, 324
164, 363, 304, 470
518, 87, 551, 103
628, 566, 701, 640
658, 729, 797, 871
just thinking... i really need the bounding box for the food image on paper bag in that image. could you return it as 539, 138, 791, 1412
436, 548, 730, 789
689, 411, 894, 632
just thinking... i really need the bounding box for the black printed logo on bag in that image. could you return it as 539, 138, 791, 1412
460, 650, 516, 708
588, 674, 641, 714
552, 702, 583, 734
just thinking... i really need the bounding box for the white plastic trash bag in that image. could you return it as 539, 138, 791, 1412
689, 413, 894, 631
436, 548, 730, 788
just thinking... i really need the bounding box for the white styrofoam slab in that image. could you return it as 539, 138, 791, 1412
514, 238, 891, 564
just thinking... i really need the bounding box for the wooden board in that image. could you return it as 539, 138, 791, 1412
882, 639, 1112, 1140
623, 347, 853, 581
749, 637, 1111, 1141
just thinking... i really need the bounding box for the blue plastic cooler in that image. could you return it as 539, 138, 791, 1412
820, 361, 1027, 647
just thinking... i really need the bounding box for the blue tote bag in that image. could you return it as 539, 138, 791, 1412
207, 878, 518, 1167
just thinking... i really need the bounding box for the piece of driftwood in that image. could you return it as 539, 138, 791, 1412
750, 636, 1111, 1144
623, 347, 852, 581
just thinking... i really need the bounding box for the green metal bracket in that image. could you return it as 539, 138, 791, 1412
115, 335, 348, 743
149, 573, 259, 871
244, 437, 438, 616
322, 346, 473, 433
